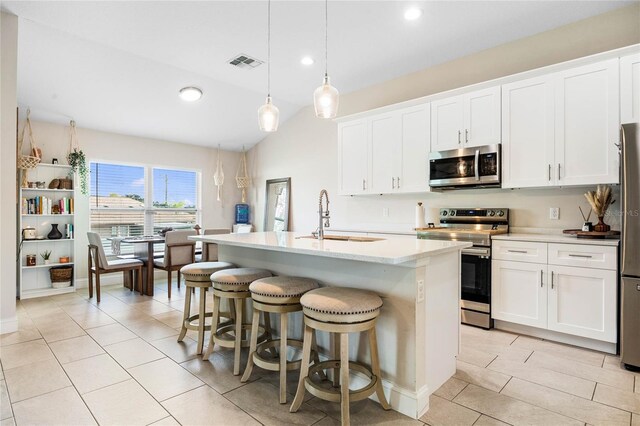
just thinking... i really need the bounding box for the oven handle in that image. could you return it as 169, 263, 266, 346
462, 247, 491, 257
474, 149, 480, 181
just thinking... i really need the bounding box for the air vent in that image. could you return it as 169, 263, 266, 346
228, 54, 263, 69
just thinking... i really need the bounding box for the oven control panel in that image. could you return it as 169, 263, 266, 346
439, 208, 508, 221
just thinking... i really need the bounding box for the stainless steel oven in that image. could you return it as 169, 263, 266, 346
460, 246, 492, 329
429, 144, 501, 189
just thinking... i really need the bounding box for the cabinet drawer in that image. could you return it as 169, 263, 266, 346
492, 240, 547, 263
548, 244, 617, 270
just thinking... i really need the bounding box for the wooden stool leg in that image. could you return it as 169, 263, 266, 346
96, 272, 101, 303
311, 329, 327, 380
137, 267, 142, 294
369, 327, 390, 410
279, 312, 288, 404
233, 298, 243, 375
332, 333, 340, 387
264, 311, 277, 358
229, 298, 237, 322
340, 332, 350, 426
167, 271, 172, 298
290, 323, 313, 413
88, 270, 93, 299
177, 284, 192, 342
196, 287, 207, 354
178, 271, 181, 289
241, 309, 260, 383
204, 294, 221, 359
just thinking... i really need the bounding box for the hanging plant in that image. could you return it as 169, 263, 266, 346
67, 120, 88, 195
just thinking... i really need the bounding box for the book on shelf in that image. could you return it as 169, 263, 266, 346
64, 223, 74, 239
21, 196, 74, 215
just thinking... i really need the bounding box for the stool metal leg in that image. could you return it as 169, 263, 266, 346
340, 332, 350, 426
197, 287, 207, 354
290, 323, 313, 413
177, 284, 192, 342
233, 298, 244, 375
369, 327, 390, 410
279, 312, 288, 404
203, 294, 221, 359
240, 309, 261, 383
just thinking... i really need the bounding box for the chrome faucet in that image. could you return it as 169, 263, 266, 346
317, 189, 330, 240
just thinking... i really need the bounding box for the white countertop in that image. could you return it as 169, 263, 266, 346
493, 233, 620, 246
190, 232, 471, 265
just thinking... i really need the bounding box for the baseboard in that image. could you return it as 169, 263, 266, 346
0, 317, 18, 334
494, 320, 617, 354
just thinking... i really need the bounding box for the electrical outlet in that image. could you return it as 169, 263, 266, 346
382, 207, 389, 217
549, 207, 560, 220
417, 280, 425, 302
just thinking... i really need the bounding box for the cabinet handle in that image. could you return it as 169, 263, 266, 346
465, 129, 469, 144
540, 269, 544, 287
458, 130, 461, 144
557, 163, 561, 181
507, 250, 527, 254
548, 164, 551, 181
551, 270, 554, 289
392, 177, 395, 189
397, 177, 400, 188
568, 254, 593, 259
362, 179, 366, 191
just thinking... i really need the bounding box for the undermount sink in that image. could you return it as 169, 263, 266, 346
297, 235, 385, 242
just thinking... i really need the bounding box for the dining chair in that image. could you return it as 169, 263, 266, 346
198, 228, 231, 262
87, 232, 143, 303
153, 229, 197, 298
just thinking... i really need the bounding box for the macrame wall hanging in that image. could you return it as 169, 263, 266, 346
213, 144, 224, 202
235, 146, 250, 203
17, 109, 42, 188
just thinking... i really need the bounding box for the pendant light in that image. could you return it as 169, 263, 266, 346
258, 0, 279, 132
313, 0, 339, 119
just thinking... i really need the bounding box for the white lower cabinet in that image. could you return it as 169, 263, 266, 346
547, 265, 617, 343
492, 260, 547, 328
492, 240, 618, 344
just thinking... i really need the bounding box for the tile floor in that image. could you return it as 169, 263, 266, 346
0, 281, 638, 426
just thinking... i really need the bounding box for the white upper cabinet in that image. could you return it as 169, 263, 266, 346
554, 59, 620, 186
502, 75, 555, 188
431, 86, 501, 152
338, 120, 368, 195
621, 53, 640, 124
398, 104, 430, 193
369, 113, 400, 194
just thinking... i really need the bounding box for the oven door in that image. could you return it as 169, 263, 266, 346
460, 247, 491, 309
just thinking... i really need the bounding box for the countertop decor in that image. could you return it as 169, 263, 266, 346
584, 184, 615, 232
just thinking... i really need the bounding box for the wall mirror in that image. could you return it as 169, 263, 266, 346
264, 177, 291, 231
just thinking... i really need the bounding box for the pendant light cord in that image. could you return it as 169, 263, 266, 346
267, 0, 271, 97
324, 0, 328, 77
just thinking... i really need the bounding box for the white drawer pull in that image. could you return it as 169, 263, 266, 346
507, 250, 528, 254
568, 254, 593, 259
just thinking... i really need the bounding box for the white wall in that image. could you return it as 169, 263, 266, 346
1, 12, 19, 334
248, 5, 638, 234
18, 119, 245, 284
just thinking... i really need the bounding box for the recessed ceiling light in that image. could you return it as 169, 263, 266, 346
404, 7, 423, 21
301, 56, 314, 66
179, 86, 203, 102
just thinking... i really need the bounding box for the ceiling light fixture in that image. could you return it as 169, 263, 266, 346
404, 7, 423, 21
301, 56, 314, 66
313, 0, 339, 119
258, 0, 279, 132
179, 86, 203, 102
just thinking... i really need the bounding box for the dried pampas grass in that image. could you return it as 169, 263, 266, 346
584, 185, 615, 217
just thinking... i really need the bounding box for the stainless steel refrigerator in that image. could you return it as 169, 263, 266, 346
621, 123, 640, 370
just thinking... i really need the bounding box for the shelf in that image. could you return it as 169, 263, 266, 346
22, 214, 74, 217
21, 188, 74, 193
23, 239, 74, 243
20, 286, 75, 300
22, 262, 74, 269
35, 163, 73, 170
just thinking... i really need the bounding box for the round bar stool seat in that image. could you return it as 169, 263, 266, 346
290, 287, 390, 425
177, 261, 235, 355
241, 276, 322, 403
204, 267, 273, 375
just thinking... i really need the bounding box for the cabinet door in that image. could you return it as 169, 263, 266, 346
338, 120, 368, 195
399, 104, 430, 193
464, 86, 501, 147
621, 53, 640, 124
555, 59, 620, 186
548, 265, 617, 343
431, 96, 464, 152
369, 113, 400, 194
501, 76, 555, 188
492, 260, 547, 328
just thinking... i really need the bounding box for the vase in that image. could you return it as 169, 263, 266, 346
48, 224, 62, 240
593, 216, 611, 232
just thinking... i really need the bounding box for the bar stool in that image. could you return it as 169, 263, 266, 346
290, 287, 390, 426
241, 276, 322, 403
204, 267, 273, 375
177, 261, 236, 354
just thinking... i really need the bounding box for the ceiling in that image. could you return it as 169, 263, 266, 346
2, 1, 633, 150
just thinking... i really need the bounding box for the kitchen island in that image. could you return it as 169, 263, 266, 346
190, 231, 471, 419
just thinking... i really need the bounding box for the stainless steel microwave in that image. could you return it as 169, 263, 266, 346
429, 144, 501, 189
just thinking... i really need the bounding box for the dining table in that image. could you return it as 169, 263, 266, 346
121, 235, 165, 296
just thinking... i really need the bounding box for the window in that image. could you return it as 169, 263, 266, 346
90, 162, 200, 256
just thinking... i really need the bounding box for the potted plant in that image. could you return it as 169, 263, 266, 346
40, 250, 52, 265
67, 148, 88, 195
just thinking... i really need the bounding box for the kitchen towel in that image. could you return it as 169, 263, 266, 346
415, 202, 426, 229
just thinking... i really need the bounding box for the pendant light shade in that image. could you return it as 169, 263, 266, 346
314, 0, 339, 119
258, 0, 279, 132
258, 95, 279, 132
